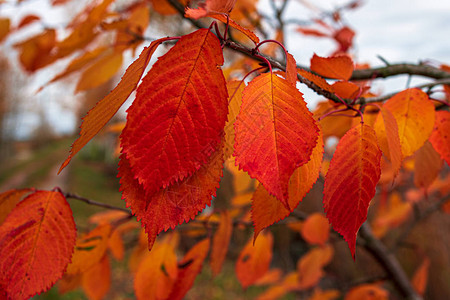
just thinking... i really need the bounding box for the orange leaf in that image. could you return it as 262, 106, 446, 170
209, 14, 260, 44
224, 80, 245, 158
310, 54, 353, 80
185, 0, 237, 19
285, 52, 297, 86
75, 51, 123, 92
309, 288, 340, 300
236, 232, 273, 289
119, 142, 224, 250
0, 191, 76, 300
0, 18, 10, 43
45, 47, 107, 87
314, 101, 353, 138
372, 191, 411, 238
168, 238, 210, 300
323, 124, 381, 258
66, 224, 111, 275
414, 140, 443, 191
383, 88, 435, 157
373, 106, 403, 178
429, 110, 450, 165
59, 39, 164, 173
252, 128, 324, 238
0, 188, 31, 225
412, 257, 430, 295
14, 29, 56, 72
234, 73, 319, 207
81, 255, 111, 300
121, 29, 228, 194
345, 284, 388, 300
297, 245, 334, 290
134, 241, 178, 300
254, 268, 282, 286
332, 81, 360, 99
149, 0, 187, 15
210, 211, 233, 276
301, 213, 330, 246
298, 68, 334, 94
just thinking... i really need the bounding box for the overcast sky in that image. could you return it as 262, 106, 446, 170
2, 0, 450, 138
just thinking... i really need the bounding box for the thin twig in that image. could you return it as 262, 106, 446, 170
64, 192, 132, 215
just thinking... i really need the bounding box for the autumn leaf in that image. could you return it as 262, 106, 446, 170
252, 128, 324, 238
323, 124, 382, 258
236, 232, 273, 289
429, 110, 450, 165
66, 224, 111, 275
75, 50, 123, 92
210, 211, 233, 276
345, 284, 388, 300
168, 239, 210, 300
298, 68, 334, 94
314, 101, 353, 138
374, 106, 403, 178
297, 245, 334, 289
134, 241, 178, 300
209, 13, 260, 44
0, 191, 76, 300
234, 73, 319, 207
14, 29, 56, 72
383, 88, 435, 157
17, 15, 40, 29
185, 0, 237, 19
0, 188, 31, 225
285, 52, 297, 86
372, 191, 411, 238
45, 47, 108, 87
414, 140, 442, 191
412, 257, 430, 296
119, 141, 224, 250
81, 255, 110, 300
59, 39, 165, 173
310, 54, 353, 80
301, 213, 330, 246
0, 18, 10, 43
120, 28, 228, 195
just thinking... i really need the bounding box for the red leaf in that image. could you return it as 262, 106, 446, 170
17, 15, 40, 29
252, 129, 324, 238
0, 191, 76, 300
168, 238, 210, 300
429, 110, 450, 165
119, 142, 224, 250
323, 124, 381, 258
236, 232, 273, 289
59, 39, 164, 173
333, 26, 355, 53
310, 54, 354, 80
234, 73, 319, 208
121, 29, 228, 195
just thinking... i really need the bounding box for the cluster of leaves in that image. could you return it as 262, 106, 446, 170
0, 0, 449, 299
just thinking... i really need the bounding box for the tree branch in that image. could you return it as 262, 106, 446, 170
351, 63, 450, 80
359, 223, 422, 300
